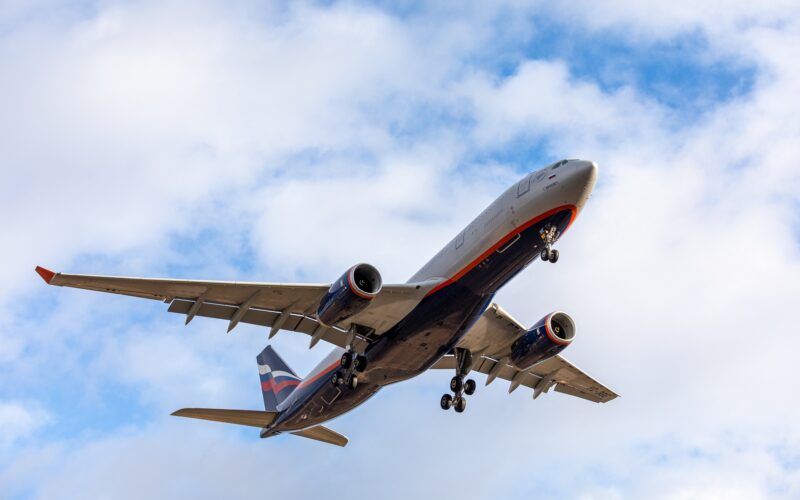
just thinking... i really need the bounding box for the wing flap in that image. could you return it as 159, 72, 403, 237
171, 408, 277, 428
290, 425, 348, 447
167, 299, 350, 348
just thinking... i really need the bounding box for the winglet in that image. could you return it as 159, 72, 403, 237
35, 266, 56, 284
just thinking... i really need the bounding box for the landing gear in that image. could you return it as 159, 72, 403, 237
450, 376, 463, 393
539, 224, 560, 264
440, 348, 476, 413
354, 355, 368, 373
340, 352, 367, 371
463, 379, 476, 396
440, 394, 453, 410
331, 370, 359, 389
334, 325, 369, 390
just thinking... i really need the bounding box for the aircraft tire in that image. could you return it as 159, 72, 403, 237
450, 376, 463, 393
549, 249, 559, 263
440, 394, 453, 410
541, 248, 551, 261
464, 379, 476, 395
454, 397, 467, 413
348, 375, 358, 390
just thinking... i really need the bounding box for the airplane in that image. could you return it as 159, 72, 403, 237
35, 158, 617, 447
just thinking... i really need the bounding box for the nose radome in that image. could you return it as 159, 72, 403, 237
573, 160, 599, 187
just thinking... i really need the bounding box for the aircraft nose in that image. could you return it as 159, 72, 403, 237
564, 160, 598, 211
573, 160, 599, 188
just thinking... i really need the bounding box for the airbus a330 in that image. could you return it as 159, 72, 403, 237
36, 159, 617, 447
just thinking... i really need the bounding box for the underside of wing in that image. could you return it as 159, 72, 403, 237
35, 266, 443, 348
433, 302, 618, 403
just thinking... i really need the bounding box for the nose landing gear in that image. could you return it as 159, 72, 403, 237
539, 224, 560, 263
440, 348, 476, 413
540, 247, 559, 263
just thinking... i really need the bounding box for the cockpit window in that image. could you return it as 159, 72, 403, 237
552, 159, 567, 170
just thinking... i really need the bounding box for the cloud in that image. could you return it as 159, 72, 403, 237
1, 0, 799, 499
0, 401, 50, 449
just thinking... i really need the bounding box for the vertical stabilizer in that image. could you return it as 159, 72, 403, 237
257, 345, 301, 411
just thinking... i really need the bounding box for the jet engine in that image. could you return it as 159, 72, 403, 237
509, 312, 576, 370
316, 263, 383, 327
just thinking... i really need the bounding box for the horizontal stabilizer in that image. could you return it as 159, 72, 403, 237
291, 425, 348, 447
171, 408, 277, 428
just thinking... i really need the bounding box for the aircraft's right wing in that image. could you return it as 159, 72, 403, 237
432, 303, 618, 403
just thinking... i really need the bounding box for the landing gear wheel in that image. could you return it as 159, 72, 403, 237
541, 248, 551, 262
440, 394, 453, 410
549, 249, 559, 263
354, 355, 368, 373
348, 375, 358, 390
340, 352, 353, 369
331, 371, 345, 387
454, 397, 467, 413
463, 379, 476, 396
450, 376, 463, 393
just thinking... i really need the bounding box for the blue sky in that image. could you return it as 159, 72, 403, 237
1, 1, 799, 498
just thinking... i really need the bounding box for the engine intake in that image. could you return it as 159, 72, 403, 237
509, 311, 576, 370
316, 263, 382, 327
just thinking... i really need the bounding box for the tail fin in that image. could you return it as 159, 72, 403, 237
257, 345, 301, 411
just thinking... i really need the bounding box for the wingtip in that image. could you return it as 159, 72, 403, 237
35, 266, 56, 284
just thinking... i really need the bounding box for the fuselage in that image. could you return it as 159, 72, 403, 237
267, 159, 599, 434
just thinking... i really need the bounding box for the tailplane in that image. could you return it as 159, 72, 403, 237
171, 408, 277, 427
257, 345, 301, 411
291, 426, 348, 447
171, 345, 349, 447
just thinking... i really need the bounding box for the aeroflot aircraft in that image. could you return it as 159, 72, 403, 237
36, 159, 617, 447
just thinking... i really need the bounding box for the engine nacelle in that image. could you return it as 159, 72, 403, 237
509, 311, 576, 370
316, 263, 383, 327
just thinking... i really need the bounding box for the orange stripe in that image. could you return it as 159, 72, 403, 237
348, 270, 375, 300
297, 360, 340, 389
425, 205, 577, 297
544, 313, 570, 346
261, 378, 300, 393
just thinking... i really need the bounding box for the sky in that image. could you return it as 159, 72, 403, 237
1, 0, 799, 498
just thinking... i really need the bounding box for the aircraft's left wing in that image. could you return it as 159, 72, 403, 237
432, 303, 618, 403
34, 266, 442, 348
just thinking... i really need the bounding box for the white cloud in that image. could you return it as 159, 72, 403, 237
1, 0, 799, 499
0, 401, 50, 449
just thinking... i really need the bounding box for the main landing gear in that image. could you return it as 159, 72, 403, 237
331, 351, 367, 390
539, 224, 560, 263
440, 348, 476, 413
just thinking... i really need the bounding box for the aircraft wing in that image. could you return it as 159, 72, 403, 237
34, 266, 442, 348
432, 303, 618, 403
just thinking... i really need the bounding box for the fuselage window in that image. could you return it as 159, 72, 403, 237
517, 176, 531, 197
